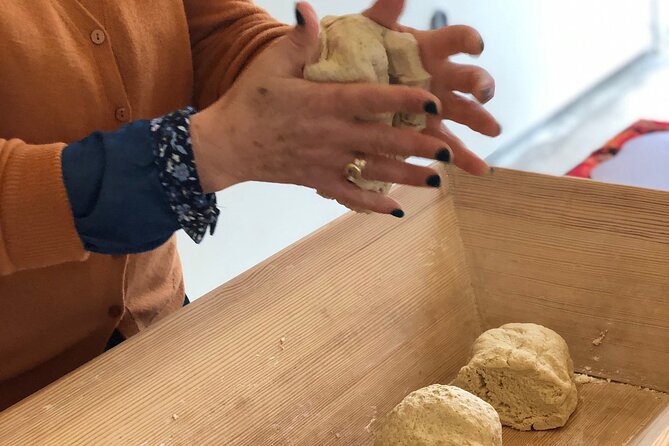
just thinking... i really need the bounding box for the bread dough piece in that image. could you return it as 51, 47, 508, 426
384, 31, 430, 131
453, 323, 578, 431
304, 14, 431, 197
305, 15, 390, 85
375, 385, 502, 446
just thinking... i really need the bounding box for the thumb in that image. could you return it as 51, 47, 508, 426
275, 2, 320, 75
363, 0, 405, 30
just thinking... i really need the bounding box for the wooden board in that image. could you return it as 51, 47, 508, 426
504, 380, 669, 446
0, 185, 481, 445
450, 167, 669, 392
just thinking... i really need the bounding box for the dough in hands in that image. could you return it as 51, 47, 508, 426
374, 384, 503, 446
453, 323, 578, 431
304, 14, 431, 198
305, 15, 391, 86
384, 30, 430, 131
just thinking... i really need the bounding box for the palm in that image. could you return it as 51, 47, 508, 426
364, 0, 501, 175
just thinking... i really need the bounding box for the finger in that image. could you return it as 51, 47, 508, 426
438, 62, 496, 104
362, 0, 405, 30
440, 92, 501, 137
317, 174, 404, 216
361, 156, 443, 189
423, 121, 490, 176
275, 2, 320, 75
419, 25, 485, 59
322, 83, 442, 119
329, 120, 453, 161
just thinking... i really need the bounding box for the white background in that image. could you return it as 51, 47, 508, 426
179, 0, 654, 299
659, 0, 669, 44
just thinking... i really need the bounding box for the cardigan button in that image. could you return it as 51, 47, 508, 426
115, 107, 129, 122
90, 29, 106, 45
108, 305, 124, 318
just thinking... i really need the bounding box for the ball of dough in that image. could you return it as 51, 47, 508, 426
453, 323, 578, 431
374, 385, 502, 446
304, 14, 431, 199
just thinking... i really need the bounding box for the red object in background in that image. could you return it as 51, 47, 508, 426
566, 120, 669, 178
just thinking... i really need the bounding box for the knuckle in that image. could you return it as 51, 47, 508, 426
393, 163, 416, 185
402, 86, 427, 107
303, 87, 332, 116
404, 130, 433, 154
347, 86, 377, 115
369, 127, 392, 152
381, 128, 411, 156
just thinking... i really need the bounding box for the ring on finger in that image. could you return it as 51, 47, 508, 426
344, 158, 367, 183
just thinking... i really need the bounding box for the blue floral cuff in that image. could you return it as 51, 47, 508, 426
150, 107, 219, 243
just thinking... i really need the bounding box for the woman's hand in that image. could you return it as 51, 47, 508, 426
191, 2, 453, 216
364, 0, 501, 176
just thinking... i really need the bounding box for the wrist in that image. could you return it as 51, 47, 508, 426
190, 106, 239, 193
151, 108, 220, 243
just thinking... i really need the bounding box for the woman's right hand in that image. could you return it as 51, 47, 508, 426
190, 2, 455, 216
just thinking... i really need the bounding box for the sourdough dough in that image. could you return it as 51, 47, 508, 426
453, 323, 578, 431
375, 385, 502, 446
304, 14, 430, 196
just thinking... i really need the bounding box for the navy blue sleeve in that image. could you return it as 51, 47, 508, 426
61, 120, 180, 254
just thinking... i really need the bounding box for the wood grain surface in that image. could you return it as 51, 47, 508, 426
0, 167, 667, 445
450, 167, 669, 392
630, 407, 669, 446
0, 183, 481, 445
504, 381, 669, 446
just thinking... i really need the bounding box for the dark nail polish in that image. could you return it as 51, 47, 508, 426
427, 175, 441, 188
481, 87, 493, 103
424, 101, 438, 116
479, 37, 485, 52
295, 7, 305, 26
436, 149, 451, 163
391, 209, 405, 219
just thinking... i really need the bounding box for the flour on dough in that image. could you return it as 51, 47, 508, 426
375, 384, 502, 446
304, 14, 431, 197
453, 323, 578, 431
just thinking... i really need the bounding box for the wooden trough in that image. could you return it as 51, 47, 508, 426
0, 167, 667, 445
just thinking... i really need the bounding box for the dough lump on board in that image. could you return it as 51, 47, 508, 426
453, 323, 578, 431
304, 14, 431, 196
374, 385, 502, 446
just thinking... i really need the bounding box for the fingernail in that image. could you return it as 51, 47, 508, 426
480, 87, 493, 103
436, 148, 451, 163
479, 37, 485, 53
391, 209, 405, 219
424, 101, 439, 116
426, 175, 441, 188
295, 6, 305, 26
497, 123, 503, 134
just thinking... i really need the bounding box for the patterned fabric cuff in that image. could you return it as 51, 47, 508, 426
150, 107, 219, 243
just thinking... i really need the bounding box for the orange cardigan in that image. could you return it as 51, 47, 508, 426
0, 0, 287, 410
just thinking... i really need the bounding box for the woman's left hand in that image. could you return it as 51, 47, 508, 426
364, 0, 501, 175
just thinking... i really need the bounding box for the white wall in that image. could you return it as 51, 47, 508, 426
450, 0, 653, 156
179, 0, 654, 299
658, 0, 669, 45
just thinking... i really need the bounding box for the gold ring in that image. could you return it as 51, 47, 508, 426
344, 158, 367, 182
